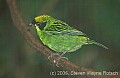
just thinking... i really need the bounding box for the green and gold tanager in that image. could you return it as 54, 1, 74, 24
29, 15, 108, 64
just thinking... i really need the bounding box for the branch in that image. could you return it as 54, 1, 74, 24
7, 0, 119, 78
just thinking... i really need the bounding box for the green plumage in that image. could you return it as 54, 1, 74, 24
30, 15, 108, 53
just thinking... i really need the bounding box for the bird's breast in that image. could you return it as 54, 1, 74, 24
39, 33, 87, 52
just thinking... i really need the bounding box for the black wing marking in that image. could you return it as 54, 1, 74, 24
45, 30, 86, 36
45, 19, 86, 36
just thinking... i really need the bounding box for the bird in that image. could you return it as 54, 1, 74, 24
29, 15, 108, 66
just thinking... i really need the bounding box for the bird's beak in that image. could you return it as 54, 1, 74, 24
29, 23, 34, 27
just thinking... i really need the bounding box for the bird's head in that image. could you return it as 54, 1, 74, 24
29, 15, 52, 30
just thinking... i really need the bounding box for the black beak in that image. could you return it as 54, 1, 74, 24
29, 23, 34, 27
29, 19, 36, 27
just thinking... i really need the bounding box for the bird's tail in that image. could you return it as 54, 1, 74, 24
88, 40, 108, 49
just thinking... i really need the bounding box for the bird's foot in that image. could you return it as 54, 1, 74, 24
48, 53, 60, 60
55, 56, 68, 67
59, 56, 68, 60
48, 53, 68, 67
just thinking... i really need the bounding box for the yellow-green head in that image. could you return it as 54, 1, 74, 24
29, 15, 53, 29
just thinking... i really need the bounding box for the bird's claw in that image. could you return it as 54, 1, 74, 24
54, 56, 68, 67
48, 53, 68, 67
48, 53, 60, 60
60, 56, 68, 60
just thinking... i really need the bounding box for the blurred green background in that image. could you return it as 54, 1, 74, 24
0, 0, 120, 78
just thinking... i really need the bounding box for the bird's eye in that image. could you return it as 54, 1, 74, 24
36, 22, 40, 26
38, 22, 47, 30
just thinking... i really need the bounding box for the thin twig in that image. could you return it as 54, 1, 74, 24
7, 0, 119, 78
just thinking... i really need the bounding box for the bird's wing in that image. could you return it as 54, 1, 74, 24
44, 19, 86, 36
45, 30, 86, 36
